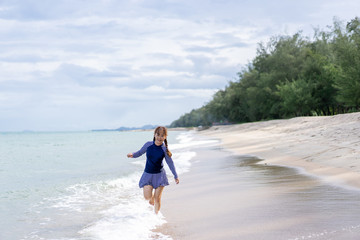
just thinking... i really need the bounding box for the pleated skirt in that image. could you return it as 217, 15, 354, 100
139, 168, 169, 189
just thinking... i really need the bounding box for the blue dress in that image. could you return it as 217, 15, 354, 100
132, 141, 178, 189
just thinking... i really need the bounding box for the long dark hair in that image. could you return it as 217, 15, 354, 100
153, 126, 172, 157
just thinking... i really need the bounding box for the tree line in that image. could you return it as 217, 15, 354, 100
170, 17, 360, 128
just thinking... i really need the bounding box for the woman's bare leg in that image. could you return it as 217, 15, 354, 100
154, 186, 165, 214
143, 185, 154, 205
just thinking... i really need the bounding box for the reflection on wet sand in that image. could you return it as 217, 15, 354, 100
225, 155, 360, 239
161, 146, 360, 240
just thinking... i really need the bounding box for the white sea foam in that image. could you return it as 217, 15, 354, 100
80, 198, 170, 240
48, 173, 141, 212
27, 172, 172, 240
165, 131, 219, 175
75, 174, 172, 240
170, 131, 219, 150
169, 151, 196, 175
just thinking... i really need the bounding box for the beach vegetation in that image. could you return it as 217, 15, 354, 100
170, 17, 360, 128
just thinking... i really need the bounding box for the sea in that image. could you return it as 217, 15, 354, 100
0, 130, 209, 240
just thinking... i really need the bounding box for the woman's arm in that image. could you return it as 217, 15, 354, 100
163, 146, 179, 182
127, 141, 152, 158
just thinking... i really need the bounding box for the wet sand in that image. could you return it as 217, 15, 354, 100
159, 113, 360, 239
159, 145, 360, 239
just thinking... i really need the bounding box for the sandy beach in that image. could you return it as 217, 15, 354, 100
159, 112, 360, 239
200, 112, 360, 189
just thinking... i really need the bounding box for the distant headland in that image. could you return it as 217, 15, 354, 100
91, 124, 158, 132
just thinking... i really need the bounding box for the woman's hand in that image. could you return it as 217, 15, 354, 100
175, 178, 180, 184
127, 153, 133, 158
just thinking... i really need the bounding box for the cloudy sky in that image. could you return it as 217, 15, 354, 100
0, 0, 359, 131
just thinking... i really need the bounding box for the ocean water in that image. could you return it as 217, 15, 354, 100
0, 130, 203, 240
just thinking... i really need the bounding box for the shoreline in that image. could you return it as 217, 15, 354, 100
199, 112, 360, 190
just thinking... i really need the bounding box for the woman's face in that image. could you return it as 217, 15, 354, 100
154, 131, 166, 146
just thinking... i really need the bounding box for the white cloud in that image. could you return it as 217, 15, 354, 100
0, 0, 360, 131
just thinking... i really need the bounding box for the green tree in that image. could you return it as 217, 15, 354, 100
250, 33, 309, 119
277, 78, 315, 116
332, 17, 360, 109
302, 35, 338, 115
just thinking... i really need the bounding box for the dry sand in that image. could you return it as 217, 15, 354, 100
200, 112, 360, 189
158, 112, 360, 239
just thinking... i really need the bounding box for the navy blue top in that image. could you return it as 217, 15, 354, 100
132, 141, 178, 179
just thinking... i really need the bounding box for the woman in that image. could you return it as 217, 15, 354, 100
127, 126, 179, 214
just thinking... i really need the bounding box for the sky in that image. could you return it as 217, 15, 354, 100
0, 0, 359, 131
